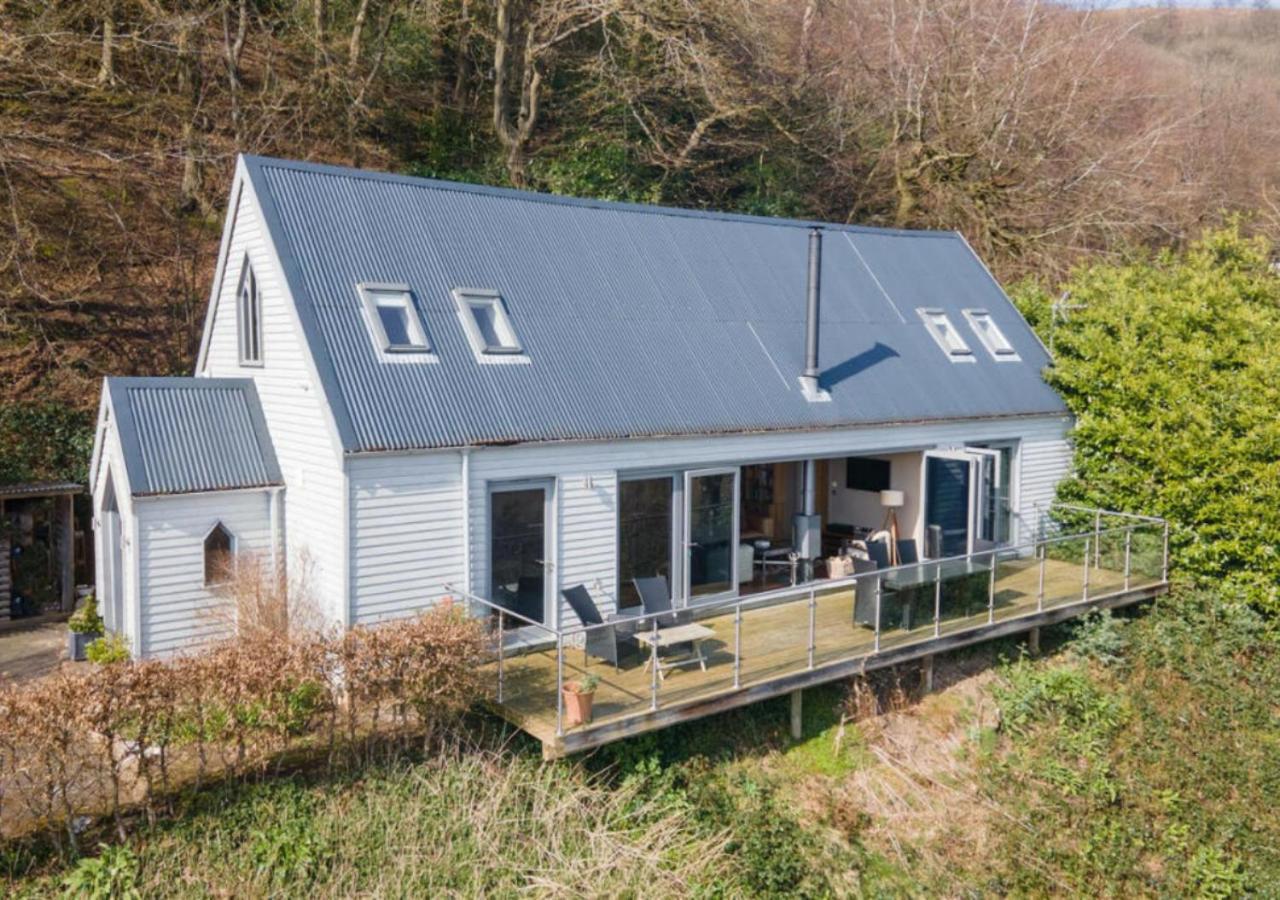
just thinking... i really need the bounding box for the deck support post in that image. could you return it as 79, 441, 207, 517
790, 689, 802, 740
921, 654, 934, 693
1028, 626, 1041, 656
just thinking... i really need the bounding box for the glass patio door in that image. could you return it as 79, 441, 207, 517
489, 483, 551, 630
684, 468, 739, 603
923, 448, 1005, 558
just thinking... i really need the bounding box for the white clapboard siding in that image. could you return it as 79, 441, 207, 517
347, 453, 465, 625
555, 472, 619, 624
1015, 421, 1075, 538
135, 491, 273, 657
199, 178, 346, 626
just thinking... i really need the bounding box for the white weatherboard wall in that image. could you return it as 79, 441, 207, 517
347, 414, 1072, 631
92, 415, 140, 650
198, 178, 346, 626
135, 491, 273, 657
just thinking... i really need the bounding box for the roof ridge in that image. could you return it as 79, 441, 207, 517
241, 154, 962, 240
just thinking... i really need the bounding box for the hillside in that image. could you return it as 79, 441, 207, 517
2, 0, 1279, 484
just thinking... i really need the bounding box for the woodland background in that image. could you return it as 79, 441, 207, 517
2, 0, 1280, 485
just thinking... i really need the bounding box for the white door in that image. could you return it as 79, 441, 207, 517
683, 468, 739, 604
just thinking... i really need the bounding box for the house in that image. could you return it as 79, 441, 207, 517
90, 155, 1167, 755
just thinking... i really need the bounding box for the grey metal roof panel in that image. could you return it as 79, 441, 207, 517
106, 377, 283, 496
243, 155, 1067, 453
0, 481, 82, 501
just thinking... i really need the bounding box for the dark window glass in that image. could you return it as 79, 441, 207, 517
490, 488, 546, 627
377, 303, 414, 346
688, 472, 736, 598
618, 478, 673, 609
204, 524, 233, 586
925, 457, 971, 557
471, 302, 504, 349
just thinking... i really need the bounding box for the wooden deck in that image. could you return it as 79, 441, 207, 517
489, 555, 1166, 757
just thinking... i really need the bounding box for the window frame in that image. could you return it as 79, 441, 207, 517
357, 282, 435, 358
917, 308, 975, 363
962, 308, 1020, 361
236, 255, 263, 367
452, 288, 527, 362
203, 521, 236, 588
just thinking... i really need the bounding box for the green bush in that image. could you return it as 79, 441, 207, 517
84, 634, 130, 664
59, 843, 140, 899
67, 595, 103, 635
1014, 227, 1280, 610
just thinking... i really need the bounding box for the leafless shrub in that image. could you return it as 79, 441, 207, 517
0, 603, 488, 847
204, 550, 325, 643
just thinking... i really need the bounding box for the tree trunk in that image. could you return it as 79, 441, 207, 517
452, 0, 472, 104
348, 0, 371, 76
222, 0, 249, 144
177, 14, 204, 212
313, 0, 326, 66
97, 4, 115, 86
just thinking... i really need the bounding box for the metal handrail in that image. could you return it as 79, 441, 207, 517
559, 519, 1161, 641
1047, 502, 1166, 525
443, 584, 560, 638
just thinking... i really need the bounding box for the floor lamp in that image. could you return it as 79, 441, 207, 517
880, 490, 904, 566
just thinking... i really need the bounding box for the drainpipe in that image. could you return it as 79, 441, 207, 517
799, 228, 830, 403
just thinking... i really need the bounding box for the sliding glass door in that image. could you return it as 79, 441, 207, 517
684, 468, 739, 602
617, 476, 676, 611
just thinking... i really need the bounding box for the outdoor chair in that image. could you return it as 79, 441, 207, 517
865, 538, 892, 569
898, 539, 919, 565
560, 585, 634, 672
632, 576, 683, 628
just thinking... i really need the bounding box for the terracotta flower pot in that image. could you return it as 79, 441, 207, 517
562, 684, 595, 726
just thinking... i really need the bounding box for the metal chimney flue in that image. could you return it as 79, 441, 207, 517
799, 227, 830, 402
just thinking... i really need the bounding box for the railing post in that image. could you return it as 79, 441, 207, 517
987, 550, 996, 624
1162, 521, 1170, 583
933, 562, 942, 638
496, 610, 505, 704
733, 603, 742, 689
555, 633, 565, 737
1123, 527, 1132, 591
1036, 543, 1046, 612
873, 574, 882, 653
807, 588, 816, 670
1082, 538, 1091, 601
1094, 510, 1102, 568
649, 617, 660, 712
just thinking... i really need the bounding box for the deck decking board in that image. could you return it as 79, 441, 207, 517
487, 557, 1165, 756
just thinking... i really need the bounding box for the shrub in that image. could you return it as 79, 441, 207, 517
85, 634, 130, 664
0, 604, 488, 850
67, 595, 104, 636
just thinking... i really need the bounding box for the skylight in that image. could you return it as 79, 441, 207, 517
963, 309, 1020, 361
358, 284, 433, 357
453, 289, 526, 362
918, 309, 974, 362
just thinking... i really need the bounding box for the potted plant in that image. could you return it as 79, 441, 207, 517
67, 593, 104, 661
561, 673, 600, 726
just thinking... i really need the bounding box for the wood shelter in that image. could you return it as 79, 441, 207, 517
0, 481, 81, 620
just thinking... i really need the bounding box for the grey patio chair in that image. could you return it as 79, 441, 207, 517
852, 558, 879, 628
898, 539, 919, 565
632, 576, 682, 628
560, 585, 633, 671
866, 538, 892, 569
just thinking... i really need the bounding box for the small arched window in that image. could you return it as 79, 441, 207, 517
203, 522, 235, 586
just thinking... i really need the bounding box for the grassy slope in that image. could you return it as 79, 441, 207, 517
8, 589, 1276, 897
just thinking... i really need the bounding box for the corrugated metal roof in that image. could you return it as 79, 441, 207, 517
0, 481, 81, 501
244, 155, 1068, 454
106, 377, 283, 496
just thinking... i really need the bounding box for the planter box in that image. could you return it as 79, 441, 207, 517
68, 631, 101, 662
